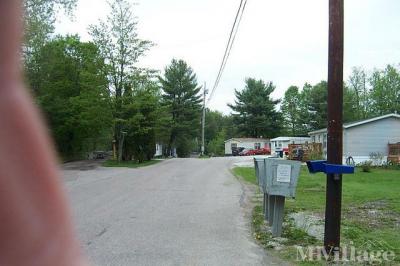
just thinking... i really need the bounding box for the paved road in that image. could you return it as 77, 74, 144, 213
63, 157, 284, 266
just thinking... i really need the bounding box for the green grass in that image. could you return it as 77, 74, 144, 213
102, 159, 161, 168
234, 165, 400, 264
288, 167, 400, 213
232, 167, 258, 185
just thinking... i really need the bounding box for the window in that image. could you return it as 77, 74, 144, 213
312, 136, 315, 143
254, 143, 261, 149
231, 143, 237, 149
278, 142, 282, 148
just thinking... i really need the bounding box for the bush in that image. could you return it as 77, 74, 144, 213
369, 152, 384, 166
382, 160, 400, 170
359, 160, 373, 172
308, 151, 324, 161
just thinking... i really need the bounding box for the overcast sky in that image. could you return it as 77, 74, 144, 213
55, 0, 400, 114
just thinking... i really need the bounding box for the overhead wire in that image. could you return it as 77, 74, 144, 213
207, 0, 248, 105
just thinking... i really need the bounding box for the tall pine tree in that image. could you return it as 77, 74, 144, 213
228, 78, 282, 138
159, 59, 202, 157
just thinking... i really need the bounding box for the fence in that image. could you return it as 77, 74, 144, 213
388, 143, 400, 164
288, 143, 323, 162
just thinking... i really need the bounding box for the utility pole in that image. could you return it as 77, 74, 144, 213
201, 83, 208, 156
325, 0, 344, 253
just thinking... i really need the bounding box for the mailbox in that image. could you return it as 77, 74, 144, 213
254, 157, 267, 192
306, 160, 355, 175
265, 158, 301, 198
306, 160, 327, 173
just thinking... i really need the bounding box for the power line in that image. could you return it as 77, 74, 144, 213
215, 0, 247, 97
207, 0, 247, 105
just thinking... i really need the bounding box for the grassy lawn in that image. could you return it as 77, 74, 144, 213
233, 165, 400, 264
102, 159, 162, 168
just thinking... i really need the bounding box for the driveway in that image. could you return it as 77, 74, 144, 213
62, 157, 285, 265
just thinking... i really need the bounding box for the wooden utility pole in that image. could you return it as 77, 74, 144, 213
325, 0, 344, 252
201, 83, 208, 156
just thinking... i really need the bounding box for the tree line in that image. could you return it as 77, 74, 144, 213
206, 66, 400, 156
23, 0, 202, 161
23, 0, 400, 160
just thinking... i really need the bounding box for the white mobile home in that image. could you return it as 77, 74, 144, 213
270, 136, 311, 155
308, 113, 400, 164
155, 143, 163, 157
224, 138, 269, 155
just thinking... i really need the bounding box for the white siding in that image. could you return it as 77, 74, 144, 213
271, 137, 311, 154
225, 140, 254, 155
224, 140, 270, 155
155, 143, 163, 157
345, 117, 400, 157
224, 140, 238, 155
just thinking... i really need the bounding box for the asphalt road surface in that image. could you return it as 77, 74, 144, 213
62, 157, 285, 266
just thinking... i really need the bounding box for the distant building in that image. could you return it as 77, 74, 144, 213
224, 138, 269, 155
270, 137, 311, 155
155, 143, 163, 157
308, 113, 400, 164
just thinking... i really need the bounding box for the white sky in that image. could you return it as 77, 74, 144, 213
55, 0, 400, 114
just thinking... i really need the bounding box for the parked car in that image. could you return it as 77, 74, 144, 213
232, 147, 245, 156
254, 147, 271, 155
239, 149, 256, 156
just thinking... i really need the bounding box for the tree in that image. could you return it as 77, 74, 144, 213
159, 59, 202, 157
33, 36, 113, 160
307, 81, 328, 130
370, 64, 400, 115
204, 110, 237, 155
228, 78, 282, 138
294, 83, 313, 135
120, 73, 160, 162
204, 110, 231, 144
89, 0, 153, 154
281, 86, 302, 136
343, 85, 359, 123
207, 129, 227, 156
347, 67, 370, 119
23, 0, 77, 53
23, 0, 77, 92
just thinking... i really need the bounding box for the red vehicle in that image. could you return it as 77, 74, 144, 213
254, 147, 271, 155
239, 149, 256, 156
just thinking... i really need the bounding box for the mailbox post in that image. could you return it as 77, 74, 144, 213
254, 157, 269, 220
254, 158, 302, 237
260, 158, 301, 237
265, 159, 301, 237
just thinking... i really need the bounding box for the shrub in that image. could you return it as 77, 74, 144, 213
359, 160, 373, 172
369, 152, 384, 166
308, 151, 324, 161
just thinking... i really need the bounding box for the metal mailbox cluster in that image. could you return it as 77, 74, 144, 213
254, 157, 301, 237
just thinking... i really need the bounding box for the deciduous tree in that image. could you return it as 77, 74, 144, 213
33, 36, 113, 160
89, 0, 153, 154
281, 86, 302, 136
370, 65, 400, 115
